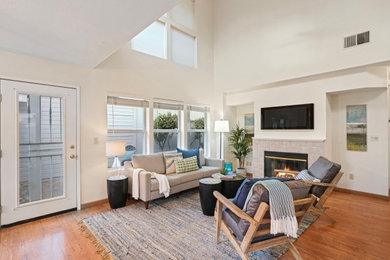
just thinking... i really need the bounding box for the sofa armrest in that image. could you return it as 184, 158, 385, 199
124, 165, 152, 202
205, 158, 224, 168
139, 171, 151, 202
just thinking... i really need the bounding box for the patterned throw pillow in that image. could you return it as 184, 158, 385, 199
175, 156, 199, 173
163, 152, 183, 174
295, 169, 320, 182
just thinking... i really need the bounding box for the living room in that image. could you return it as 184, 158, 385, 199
0, 0, 389, 259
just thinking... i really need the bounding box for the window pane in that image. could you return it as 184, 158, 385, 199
107, 105, 144, 131
154, 132, 179, 153
153, 109, 179, 129
19, 94, 64, 204
107, 100, 146, 168
188, 110, 205, 130
171, 28, 196, 67
187, 132, 204, 150
170, 0, 194, 29
131, 21, 166, 59
107, 132, 145, 167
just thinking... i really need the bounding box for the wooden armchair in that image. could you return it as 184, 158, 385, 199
304, 171, 344, 224
214, 190, 316, 260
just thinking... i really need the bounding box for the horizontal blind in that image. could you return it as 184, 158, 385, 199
187, 104, 210, 112
153, 99, 184, 110
107, 96, 149, 108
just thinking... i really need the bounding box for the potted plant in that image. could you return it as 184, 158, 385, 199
228, 125, 252, 175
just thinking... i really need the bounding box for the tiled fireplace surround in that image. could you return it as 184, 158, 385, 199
251, 138, 325, 177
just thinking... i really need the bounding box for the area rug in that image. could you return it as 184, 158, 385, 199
80, 189, 318, 260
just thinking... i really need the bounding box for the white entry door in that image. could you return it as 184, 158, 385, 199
0, 80, 78, 226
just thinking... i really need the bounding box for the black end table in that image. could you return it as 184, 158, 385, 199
107, 175, 128, 209
199, 178, 222, 216
212, 174, 246, 199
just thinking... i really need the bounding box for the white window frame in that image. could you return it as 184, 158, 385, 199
106, 96, 149, 166
186, 105, 210, 155
131, 0, 197, 67
152, 99, 184, 153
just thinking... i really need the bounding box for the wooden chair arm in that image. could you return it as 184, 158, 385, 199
304, 181, 336, 187
213, 191, 257, 225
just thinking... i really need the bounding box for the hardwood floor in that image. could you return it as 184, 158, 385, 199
0, 192, 389, 260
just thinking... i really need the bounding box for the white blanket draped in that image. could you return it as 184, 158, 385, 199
132, 169, 170, 200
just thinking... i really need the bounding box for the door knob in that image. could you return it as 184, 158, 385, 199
69, 154, 77, 159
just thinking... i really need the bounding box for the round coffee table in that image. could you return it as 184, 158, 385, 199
212, 173, 246, 199
199, 178, 222, 216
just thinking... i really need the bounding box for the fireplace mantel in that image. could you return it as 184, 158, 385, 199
252, 137, 326, 142
251, 138, 325, 177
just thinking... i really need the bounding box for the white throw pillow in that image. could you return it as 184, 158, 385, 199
163, 152, 183, 174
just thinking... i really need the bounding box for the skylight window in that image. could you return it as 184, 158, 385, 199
131, 0, 196, 68
131, 21, 166, 59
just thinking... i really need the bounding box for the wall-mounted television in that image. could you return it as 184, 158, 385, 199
261, 103, 314, 129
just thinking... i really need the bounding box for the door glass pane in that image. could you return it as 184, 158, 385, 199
19, 94, 64, 204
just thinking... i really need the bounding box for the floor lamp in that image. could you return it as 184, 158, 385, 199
214, 120, 230, 159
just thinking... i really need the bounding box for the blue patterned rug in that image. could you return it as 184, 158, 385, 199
80, 189, 317, 259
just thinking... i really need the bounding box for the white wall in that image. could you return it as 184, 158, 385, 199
233, 103, 254, 172
329, 89, 388, 196
0, 0, 219, 204
214, 0, 390, 92
226, 67, 387, 140
225, 66, 389, 195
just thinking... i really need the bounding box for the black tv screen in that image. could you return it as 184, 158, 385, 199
261, 103, 314, 129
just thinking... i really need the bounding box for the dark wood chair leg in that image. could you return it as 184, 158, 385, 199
145, 201, 149, 209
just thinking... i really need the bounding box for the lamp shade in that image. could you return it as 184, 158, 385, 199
214, 120, 230, 133
106, 141, 126, 157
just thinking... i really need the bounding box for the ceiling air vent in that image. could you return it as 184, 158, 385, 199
344, 35, 356, 48
357, 31, 370, 45
344, 31, 370, 48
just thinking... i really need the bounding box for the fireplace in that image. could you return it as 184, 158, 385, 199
264, 151, 308, 178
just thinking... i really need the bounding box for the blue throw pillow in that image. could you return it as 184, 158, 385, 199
121, 150, 136, 166
176, 148, 201, 168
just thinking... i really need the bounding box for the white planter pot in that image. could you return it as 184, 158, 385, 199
236, 168, 247, 176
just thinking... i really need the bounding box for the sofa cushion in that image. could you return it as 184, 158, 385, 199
150, 174, 184, 191
311, 162, 341, 198
237, 180, 311, 235
177, 148, 201, 168
163, 152, 183, 174
132, 153, 165, 174
222, 209, 244, 241
175, 156, 199, 173
308, 156, 333, 180
174, 170, 204, 183
149, 166, 221, 191
198, 166, 221, 178
295, 169, 320, 182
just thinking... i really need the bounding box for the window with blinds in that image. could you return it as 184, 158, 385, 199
186, 105, 209, 152
153, 100, 184, 153
107, 96, 148, 167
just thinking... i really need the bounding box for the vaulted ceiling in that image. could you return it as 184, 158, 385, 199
0, 0, 179, 67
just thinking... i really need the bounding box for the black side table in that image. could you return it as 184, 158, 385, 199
199, 178, 222, 216
212, 174, 246, 199
107, 175, 128, 209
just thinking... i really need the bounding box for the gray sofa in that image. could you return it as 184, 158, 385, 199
124, 152, 224, 209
